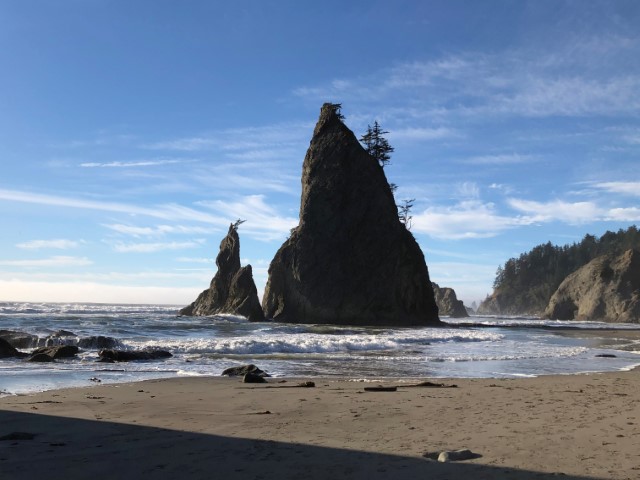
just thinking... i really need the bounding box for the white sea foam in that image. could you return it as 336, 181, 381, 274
123, 328, 503, 356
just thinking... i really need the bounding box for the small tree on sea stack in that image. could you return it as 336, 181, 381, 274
398, 198, 415, 230
360, 121, 394, 168
232, 218, 246, 231
329, 103, 345, 120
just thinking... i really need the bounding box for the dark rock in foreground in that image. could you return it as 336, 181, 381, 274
545, 249, 640, 323
98, 349, 172, 362
180, 224, 264, 322
262, 104, 440, 326
31, 345, 79, 359
243, 372, 267, 383
432, 282, 469, 318
221, 364, 270, 377
0, 330, 38, 349
28, 353, 55, 363
0, 338, 28, 359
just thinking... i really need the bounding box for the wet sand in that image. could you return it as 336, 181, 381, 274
1, 370, 639, 479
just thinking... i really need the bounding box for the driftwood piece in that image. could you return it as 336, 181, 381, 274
403, 381, 458, 388
364, 386, 397, 392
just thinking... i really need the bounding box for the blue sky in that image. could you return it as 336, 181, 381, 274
1, 0, 639, 306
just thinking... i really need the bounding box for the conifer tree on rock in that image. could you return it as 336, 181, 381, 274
180, 223, 264, 321
262, 103, 440, 326
360, 120, 394, 168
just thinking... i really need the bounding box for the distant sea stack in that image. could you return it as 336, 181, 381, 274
432, 283, 469, 318
180, 224, 264, 322
544, 249, 640, 323
262, 103, 440, 326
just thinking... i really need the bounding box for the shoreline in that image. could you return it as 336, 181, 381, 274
2, 371, 640, 479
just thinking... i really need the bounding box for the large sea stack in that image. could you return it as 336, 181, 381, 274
544, 248, 640, 323
180, 224, 264, 321
262, 103, 440, 326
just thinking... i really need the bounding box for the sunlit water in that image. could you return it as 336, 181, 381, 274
1, 302, 640, 396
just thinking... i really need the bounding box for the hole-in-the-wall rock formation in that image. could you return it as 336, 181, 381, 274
262, 103, 440, 326
180, 224, 264, 321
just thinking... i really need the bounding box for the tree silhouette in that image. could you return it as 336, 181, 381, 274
329, 103, 345, 120
398, 198, 415, 230
232, 218, 246, 231
360, 121, 394, 168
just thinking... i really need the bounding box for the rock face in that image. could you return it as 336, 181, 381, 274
180, 224, 264, 321
31, 345, 79, 359
0, 330, 38, 349
432, 283, 469, 318
545, 249, 640, 323
0, 337, 27, 359
98, 349, 172, 362
221, 364, 270, 377
262, 103, 440, 326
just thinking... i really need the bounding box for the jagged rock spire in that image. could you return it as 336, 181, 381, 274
262, 103, 440, 326
180, 224, 264, 321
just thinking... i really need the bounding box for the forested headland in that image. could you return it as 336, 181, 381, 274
479, 225, 640, 315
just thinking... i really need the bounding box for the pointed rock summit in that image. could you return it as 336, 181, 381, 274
262, 103, 440, 326
180, 224, 264, 321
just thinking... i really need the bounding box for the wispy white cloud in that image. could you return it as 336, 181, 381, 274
198, 194, 298, 241
507, 198, 640, 224
412, 200, 533, 240
143, 137, 217, 151
488, 183, 516, 195
293, 34, 640, 120
413, 192, 640, 240
111, 240, 205, 253
143, 122, 311, 155
592, 181, 640, 197
389, 127, 459, 142
175, 257, 214, 264
80, 159, 188, 168
102, 223, 216, 237
0, 189, 298, 242
0, 188, 228, 226
16, 239, 82, 250
605, 207, 640, 221
0, 256, 93, 267
507, 198, 602, 224
462, 153, 534, 165
455, 182, 480, 200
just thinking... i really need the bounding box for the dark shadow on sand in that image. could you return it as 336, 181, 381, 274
0, 409, 604, 480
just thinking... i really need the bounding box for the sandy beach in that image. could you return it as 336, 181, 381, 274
1, 370, 639, 480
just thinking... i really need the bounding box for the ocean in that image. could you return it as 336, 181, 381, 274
2, 301, 640, 396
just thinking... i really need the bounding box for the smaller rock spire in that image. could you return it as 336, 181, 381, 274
180, 224, 264, 321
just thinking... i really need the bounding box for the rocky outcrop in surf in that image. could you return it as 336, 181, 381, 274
98, 348, 173, 362
262, 103, 440, 326
0, 338, 28, 359
431, 283, 469, 318
180, 224, 264, 321
544, 249, 640, 323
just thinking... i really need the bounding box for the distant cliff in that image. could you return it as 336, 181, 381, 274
431, 283, 468, 318
478, 226, 640, 316
262, 103, 440, 326
545, 249, 640, 323
180, 224, 264, 321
